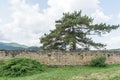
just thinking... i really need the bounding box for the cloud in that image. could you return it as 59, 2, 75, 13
0, 18, 2, 23
91, 10, 111, 23
118, 13, 120, 19
105, 36, 120, 49
47, 0, 100, 13
0, 0, 46, 45
0, 0, 111, 46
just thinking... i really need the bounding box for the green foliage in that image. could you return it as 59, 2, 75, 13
0, 60, 4, 65
90, 56, 107, 67
0, 58, 46, 77
40, 11, 119, 51
0, 65, 120, 80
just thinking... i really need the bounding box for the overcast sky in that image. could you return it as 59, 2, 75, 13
0, 0, 120, 49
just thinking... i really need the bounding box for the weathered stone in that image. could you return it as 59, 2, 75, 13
0, 50, 120, 66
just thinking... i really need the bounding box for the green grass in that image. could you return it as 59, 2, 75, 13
0, 65, 120, 80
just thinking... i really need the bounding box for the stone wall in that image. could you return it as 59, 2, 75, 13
0, 50, 120, 65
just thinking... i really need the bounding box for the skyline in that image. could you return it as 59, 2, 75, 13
0, 0, 120, 49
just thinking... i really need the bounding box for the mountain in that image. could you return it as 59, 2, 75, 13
0, 42, 40, 51
27, 46, 40, 51
109, 48, 120, 51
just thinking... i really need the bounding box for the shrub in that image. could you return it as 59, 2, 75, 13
90, 56, 107, 67
0, 58, 46, 77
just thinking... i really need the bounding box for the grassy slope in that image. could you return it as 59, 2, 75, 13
0, 65, 120, 80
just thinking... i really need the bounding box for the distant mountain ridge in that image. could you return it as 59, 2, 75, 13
0, 42, 40, 51
109, 48, 120, 51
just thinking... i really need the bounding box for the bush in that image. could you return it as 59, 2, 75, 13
0, 58, 46, 77
90, 56, 107, 67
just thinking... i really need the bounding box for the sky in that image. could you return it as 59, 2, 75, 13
0, 0, 120, 49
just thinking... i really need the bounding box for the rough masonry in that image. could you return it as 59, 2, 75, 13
0, 50, 120, 66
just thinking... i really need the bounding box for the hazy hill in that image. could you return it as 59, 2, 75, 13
0, 42, 40, 51
109, 48, 120, 51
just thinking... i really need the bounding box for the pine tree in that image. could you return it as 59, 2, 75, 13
40, 11, 119, 51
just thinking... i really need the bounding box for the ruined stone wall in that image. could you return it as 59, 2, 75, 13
0, 50, 120, 65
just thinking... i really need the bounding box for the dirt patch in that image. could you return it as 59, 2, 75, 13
69, 69, 120, 80
70, 72, 107, 80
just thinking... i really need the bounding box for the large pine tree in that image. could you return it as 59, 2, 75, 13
40, 11, 119, 51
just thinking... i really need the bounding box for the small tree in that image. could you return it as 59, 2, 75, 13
40, 11, 119, 51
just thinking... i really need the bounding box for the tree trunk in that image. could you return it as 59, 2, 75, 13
72, 27, 76, 51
